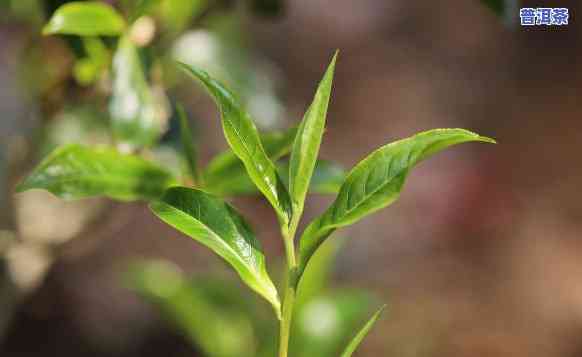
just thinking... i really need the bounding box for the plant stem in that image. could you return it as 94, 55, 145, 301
279, 277, 296, 357
279, 217, 300, 357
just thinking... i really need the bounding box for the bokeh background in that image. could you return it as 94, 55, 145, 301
2, 0, 582, 356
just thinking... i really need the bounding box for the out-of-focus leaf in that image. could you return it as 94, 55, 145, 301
279, 160, 345, 195
289, 52, 336, 220
299, 129, 495, 274
43, 2, 126, 36
149, 187, 281, 317
176, 105, 199, 182
126, 260, 257, 357
73, 37, 109, 86
16, 144, 175, 201
205, 159, 344, 197
291, 291, 374, 357
295, 236, 345, 310
73, 58, 99, 86
340, 305, 386, 357
180, 63, 292, 226
42, 105, 111, 152
203, 168, 260, 196
206, 127, 298, 177
110, 36, 166, 148
159, 0, 207, 32
128, 0, 161, 22
203, 127, 297, 195
148, 144, 184, 178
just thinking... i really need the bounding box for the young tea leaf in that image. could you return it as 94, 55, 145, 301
177, 104, 199, 182
179, 63, 292, 226
299, 129, 495, 273
340, 305, 386, 357
149, 187, 281, 317
43, 2, 126, 36
16, 144, 175, 201
205, 159, 345, 197
280, 160, 345, 195
203, 126, 298, 195
289, 52, 337, 219
110, 36, 165, 149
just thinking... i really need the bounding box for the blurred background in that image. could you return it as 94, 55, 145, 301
1, 0, 582, 356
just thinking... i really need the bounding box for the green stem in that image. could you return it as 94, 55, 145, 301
279, 277, 296, 357
279, 215, 301, 357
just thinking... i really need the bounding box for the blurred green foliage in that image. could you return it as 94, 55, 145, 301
127, 237, 379, 357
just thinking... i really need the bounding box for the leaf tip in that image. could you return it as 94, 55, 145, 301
41, 25, 54, 36
176, 61, 204, 79
328, 50, 339, 72
479, 135, 497, 144
176, 61, 213, 91
175, 60, 190, 72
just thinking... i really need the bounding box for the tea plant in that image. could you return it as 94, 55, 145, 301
16, 3, 496, 356
173, 56, 494, 357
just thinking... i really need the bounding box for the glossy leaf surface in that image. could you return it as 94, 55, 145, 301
340, 305, 386, 357
180, 63, 292, 224
289, 52, 337, 218
43, 2, 126, 36
299, 129, 495, 273
205, 159, 344, 197
203, 127, 298, 195
149, 187, 280, 316
16, 144, 174, 201
280, 160, 345, 195
110, 36, 164, 148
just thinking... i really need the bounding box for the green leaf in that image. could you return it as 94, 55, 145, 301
43, 2, 126, 36
295, 236, 346, 310
280, 160, 345, 195
126, 260, 257, 357
110, 36, 165, 148
299, 129, 495, 273
180, 63, 292, 225
149, 187, 281, 317
177, 104, 199, 182
205, 159, 345, 197
73, 37, 109, 86
340, 305, 386, 357
203, 126, 298, 195
128, 0, 162, 22
291, 291, 375, 357
159, 0, 207, 32
16, 144, 175, 201
289, 51, 337, 220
